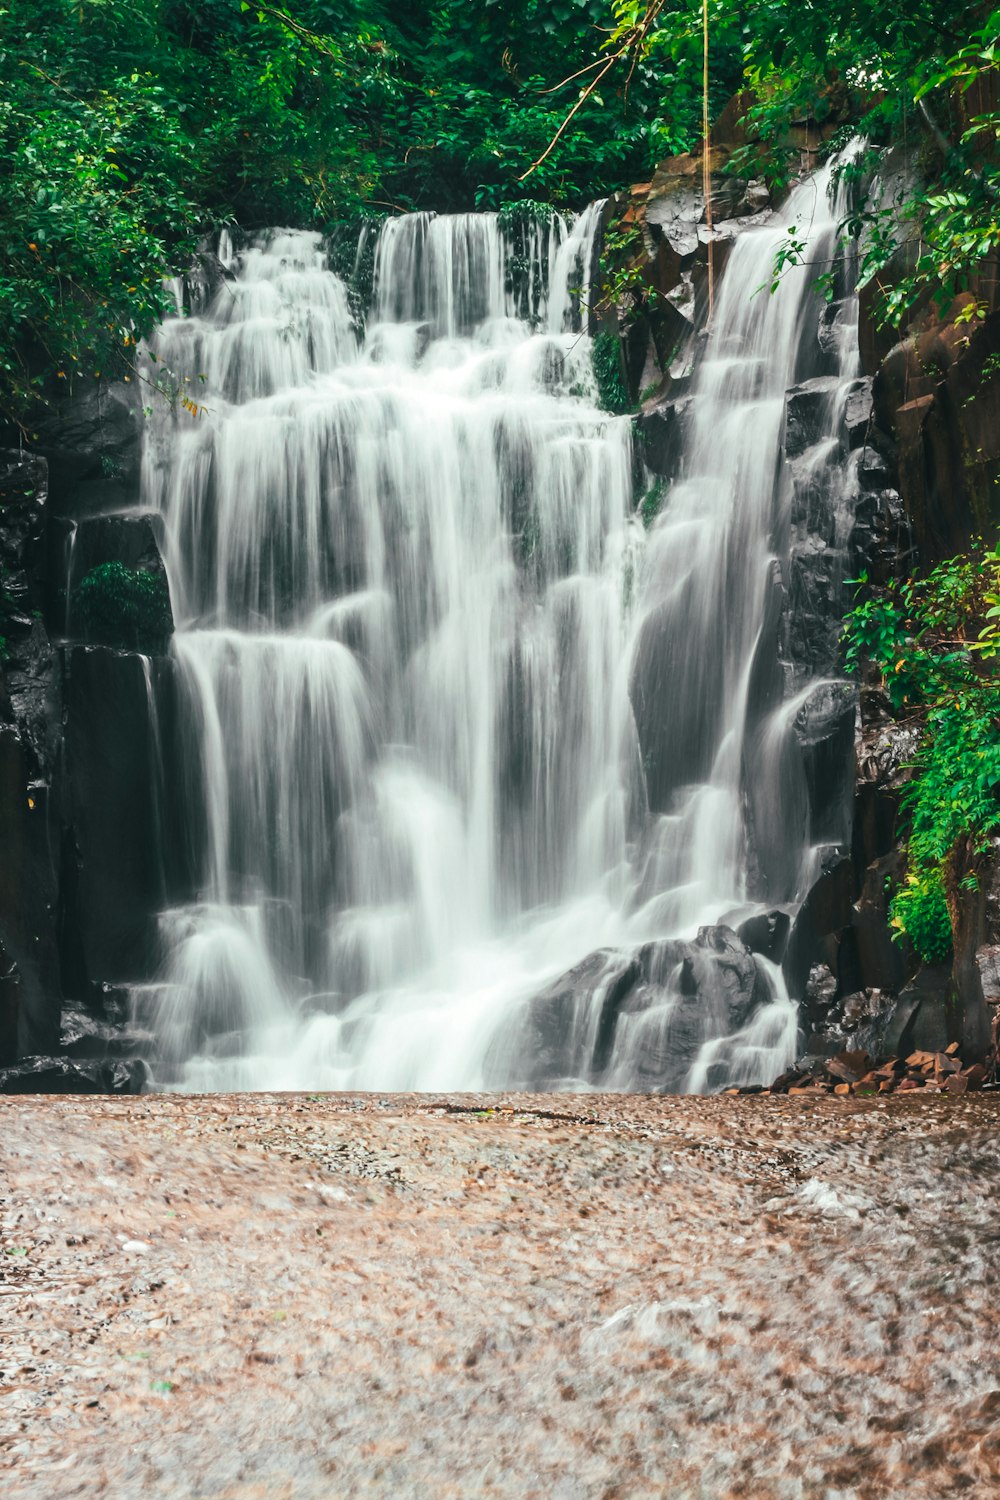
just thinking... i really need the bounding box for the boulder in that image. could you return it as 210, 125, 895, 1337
735, 908, 792, 964
783, 537, 851, 675
617, 927, 771, 1091
490, 925, 770, 1091
799, 961, 838, 1032
787, 450, 838, 542
800, 982, 898, 1057
683, 924, 771, 1031
857, 440, 892, 490
484, 949, 641, 1088
847, 481, 915, 587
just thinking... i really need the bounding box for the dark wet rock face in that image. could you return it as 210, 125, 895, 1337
0, 455, 62, 1062
843, 378, 873, 448
488, 925, 772, 1091
0, 453, 60, 768
30, 383, 143, 514
735, 908, 791, 965
0, 940, 21, 1067
871, 300, 1000, 560
880, 967, 954, 1058
61, 512, 169, 632
640, 394, 693, 477
0, 1053, 147, 1094
792, 681, 856, 844
784, 377, 844, 458
494, 950, 642, 1086
798, 961, 899, 1057
61, 646, 174, 988
1, 438, 174, 1084
0, 452, 48, 632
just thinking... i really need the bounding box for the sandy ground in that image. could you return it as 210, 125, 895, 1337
2, 1090, 1000, 1499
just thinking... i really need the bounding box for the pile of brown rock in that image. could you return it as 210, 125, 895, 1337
730, 1044, 997, 1098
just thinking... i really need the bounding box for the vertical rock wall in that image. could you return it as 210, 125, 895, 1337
0, 381, 177, 1089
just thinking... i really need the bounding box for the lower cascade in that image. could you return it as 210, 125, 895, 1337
139, 162, 862, 1093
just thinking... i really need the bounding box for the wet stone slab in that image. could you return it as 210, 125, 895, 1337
2, 1092, 1000, 1498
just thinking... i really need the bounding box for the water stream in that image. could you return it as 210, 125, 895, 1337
140, 158, 861, 1091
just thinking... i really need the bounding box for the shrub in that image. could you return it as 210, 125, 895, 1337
843, 540, 1000, 962
74, 562, 173, 655
889, 868, 953, 966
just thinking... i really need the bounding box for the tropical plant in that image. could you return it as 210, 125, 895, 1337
844, 541, 1000, 962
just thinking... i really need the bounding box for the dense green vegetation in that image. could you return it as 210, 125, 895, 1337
844, 545, 1000, 964
73, 561, 173, 654
0, 0, 993, 424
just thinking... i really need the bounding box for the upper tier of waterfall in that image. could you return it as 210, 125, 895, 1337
139, 169, 862, 1093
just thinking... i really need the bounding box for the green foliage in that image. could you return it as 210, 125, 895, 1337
744, 4, 1000, 327
844, 551, 986, 712
904, 684, 1000, 869
593, 2, 998, 332
0, 5, 201, 418
497, 200, 554, 235
74, 561, 173, 655
325, 209, 386, 332
0, 0, 993, 422
639, 477, 666, 527
498, 201, 564, 324
591, 330, 632, 414
889, 867, 953, 965
0, 0, 724, 424
597, 218, 664, 329
844, 539, 1000, 961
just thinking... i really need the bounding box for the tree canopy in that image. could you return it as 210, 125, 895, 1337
0, 0, 992, 421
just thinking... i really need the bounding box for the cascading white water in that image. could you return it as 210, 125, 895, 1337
140, 166, 861, 1093
629, 153, 862, 928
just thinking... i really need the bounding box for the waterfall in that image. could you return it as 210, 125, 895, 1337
630, 154, 861, 929
140, 166, 862, 1092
